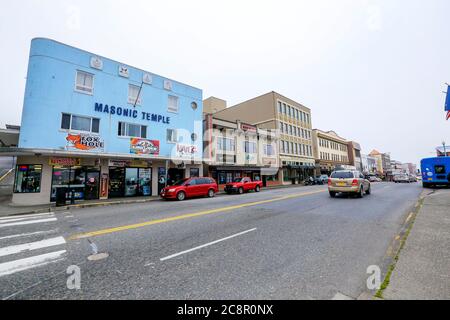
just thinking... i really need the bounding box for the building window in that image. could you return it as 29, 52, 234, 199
61, 113, 100, 133
278, 101, 282, 113
14, 165, 42, 193
191, 102, 198, 110
118, 122, 147, 138
75, 70, 94, 94
217, 137, 235, 152
166, 128, 178, 143
244, 141, 257, 154
128, 84, 142, 105
168, 95, 179, 113
264, 144, 274, 156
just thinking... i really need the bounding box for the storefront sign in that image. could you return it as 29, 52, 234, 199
95, 103, 170, 124
130, 138, 160, 155
241, 123, 257, 132
66, 134, 104, 151
176, 144, 198, 157
108, 159, 150, 168
49, 157, 81, 166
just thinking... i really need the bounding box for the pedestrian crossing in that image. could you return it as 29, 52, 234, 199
0, 212, 67, 277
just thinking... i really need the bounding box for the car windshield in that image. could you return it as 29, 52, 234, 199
331, 171, 354, 179
172, 179, 189, 186
233, 178, 243, 183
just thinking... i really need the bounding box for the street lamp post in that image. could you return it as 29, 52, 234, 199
443, 141, 447, 157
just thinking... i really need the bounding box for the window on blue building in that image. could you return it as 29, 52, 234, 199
75, 70, 94, 94
128, 84, 142, 105
61, 113, 100, 133
118, 122, 147, 138
168, 96, 179, 113
167, 129, 178, 143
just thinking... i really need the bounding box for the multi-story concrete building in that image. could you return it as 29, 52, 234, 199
0, 38, 203, 205
369, 150, 384, 174
211, 92, 315, 184
402, 163, 418, 175
312, 129, 350, 175
348, 141, 363, 172
361, 154, 377, 174
202, 109, 278, 189
369, 150, 392, 179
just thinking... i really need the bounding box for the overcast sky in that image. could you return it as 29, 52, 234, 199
1, 0, 449, 166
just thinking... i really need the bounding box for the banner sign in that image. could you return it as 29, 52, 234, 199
176, 144, 198, 157
130, 138, 160, 155
241, 123, 257, 132
66, 134, 104, 151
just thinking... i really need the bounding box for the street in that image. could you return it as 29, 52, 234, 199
0, 182, 423, 300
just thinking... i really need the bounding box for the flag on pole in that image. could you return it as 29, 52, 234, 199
446, 85, 450, 111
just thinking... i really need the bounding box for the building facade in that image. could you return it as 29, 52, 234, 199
5, 38, 203, 205
212, 92, 315, 184
312, 129, 351, 175
361, 154, 377, 174
203, 112, 279, 189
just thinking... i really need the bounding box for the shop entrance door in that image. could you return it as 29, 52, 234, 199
85, 171, 100, 200
168, 168, 185, 186
109, 168, 125, 198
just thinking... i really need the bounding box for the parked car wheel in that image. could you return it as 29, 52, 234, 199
365, 185, 371, 195
238, 187, 244, 194
176, 191, 186, 201
207, 189, 215, 198
255, 185, 261, 192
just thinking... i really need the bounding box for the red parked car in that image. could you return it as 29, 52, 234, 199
160, 177, 218, 201
224, 177, 263, 194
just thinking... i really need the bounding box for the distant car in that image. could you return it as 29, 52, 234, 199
224, 177, 263, 194
408, 175, 417, 182
317, 175, 329, 184
160, 177, 218, 201
328, 170, 371, 198
394, 174, 410, 183
368, 176, 378, 182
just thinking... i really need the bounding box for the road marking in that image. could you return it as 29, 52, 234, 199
0, 168, 13, 183
68, 189, 326, 240
0, 229, 58, 241
0, 212, 54, 221
0, 213, 55, 224
0, 236, 66, 258
160, 228, 257, 261
0, 250, 66, 277
0, 218, 57, 228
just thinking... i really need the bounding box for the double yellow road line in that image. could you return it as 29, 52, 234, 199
68, 189, 326, 241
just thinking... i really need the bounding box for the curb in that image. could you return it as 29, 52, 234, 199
372, 189, 429, 299
1, 183, 313, 218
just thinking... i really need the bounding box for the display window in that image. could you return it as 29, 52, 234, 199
14, 165, 42, 193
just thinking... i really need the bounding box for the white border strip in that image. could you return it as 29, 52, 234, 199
0, 236, 66, 258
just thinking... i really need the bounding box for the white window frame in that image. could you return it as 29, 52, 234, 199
118, 121, 147, 138
75, 70, 94, 95
61, 113, 100, 134
168, 95, 179, 113
167, 128, 178, 144
128, 84, 142, 105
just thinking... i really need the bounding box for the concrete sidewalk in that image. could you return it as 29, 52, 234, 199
0, 182, 311, 217
383, 188, 450, 300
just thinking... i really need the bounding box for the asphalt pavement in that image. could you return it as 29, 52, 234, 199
0, 182, 423, 300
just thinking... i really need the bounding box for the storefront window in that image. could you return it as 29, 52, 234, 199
190, 168, 200, 178
14, 165, 42, 193
51, 166, 100, 201
138, 168, 152, 196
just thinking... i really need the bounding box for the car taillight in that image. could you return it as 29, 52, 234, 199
352, 179, 358, 186
328, 179, 332, 186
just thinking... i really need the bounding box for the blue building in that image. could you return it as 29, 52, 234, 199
7, 38, 203, 205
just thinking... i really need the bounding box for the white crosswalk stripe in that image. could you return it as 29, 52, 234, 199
0, 250, 67, 277
0, 212, 67, 278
